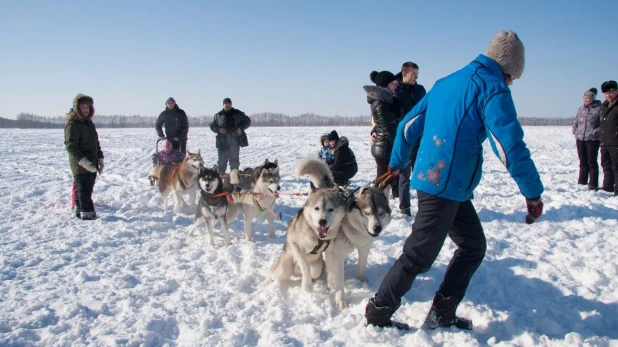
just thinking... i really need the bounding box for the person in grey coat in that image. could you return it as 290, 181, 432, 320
572, 87, 602, 189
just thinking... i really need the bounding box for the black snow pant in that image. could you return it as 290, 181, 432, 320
576, 140, 600, 187
73, 173, 97, 213
374, 191, 487, 308
397, 146, 419, 214
217, 135, 241, 174
600, 145, 618, 193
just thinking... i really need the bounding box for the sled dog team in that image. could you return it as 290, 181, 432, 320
150, 152, 392, 309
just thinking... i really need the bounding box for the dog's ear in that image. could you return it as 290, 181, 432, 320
273, 159, 278, 166
212, 165, 219, 174
359, 187, 371, 196
310, 181, 317, 192
264, 158, 270, 166
381, 184, 392, 200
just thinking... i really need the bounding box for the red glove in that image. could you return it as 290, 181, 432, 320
387, 166, 400, 178
525, 197, 543, 224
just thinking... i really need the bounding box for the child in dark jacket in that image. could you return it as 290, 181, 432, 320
318, 134, 335, 165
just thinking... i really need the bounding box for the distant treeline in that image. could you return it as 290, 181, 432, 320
0, 112, 573, 129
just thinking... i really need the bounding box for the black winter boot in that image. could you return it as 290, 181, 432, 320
422, 293, 473, 330
365, 297, 410, 330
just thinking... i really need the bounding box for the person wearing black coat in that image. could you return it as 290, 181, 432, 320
155, 97, 189, 154
393, 62, 427, 215
327, 130, 358, 186
599, 80, 618, 195
365, 71, 401, 191
209, 98, 251, 174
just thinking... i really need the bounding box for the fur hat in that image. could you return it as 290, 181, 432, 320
583, 88, 597, 99
320, 134, 329, 145
327, 130, 339, 141
485, 30, 525, 80
223, 97, 232, 104
370, 71, 396, 88
601, 80, 617, 93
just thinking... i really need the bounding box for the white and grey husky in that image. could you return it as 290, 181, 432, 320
326, 184, 392, 308
262, 158, 347, 292
188, 160, 281, 245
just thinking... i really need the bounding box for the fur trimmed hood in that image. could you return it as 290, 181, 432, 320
66, 94, 95, 121
363, 85, 394, 104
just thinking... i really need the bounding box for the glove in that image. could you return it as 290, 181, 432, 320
525, 197, 543, 224
78, 158, 98, 173
387, 166, 400, 178
98, 158, 104, 174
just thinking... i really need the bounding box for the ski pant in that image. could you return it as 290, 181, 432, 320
600, 145, 618, 193
374, 191, 486, 308
217, 143, 240, 174
576, 140, 600, 187
73, 173, 97, 213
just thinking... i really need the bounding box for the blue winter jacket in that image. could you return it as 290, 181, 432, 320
390, 54, 544, 202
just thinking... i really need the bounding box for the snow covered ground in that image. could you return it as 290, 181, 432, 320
0, 126, 617, 347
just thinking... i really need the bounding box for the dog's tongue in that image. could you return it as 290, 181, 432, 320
317, 226, 328, 239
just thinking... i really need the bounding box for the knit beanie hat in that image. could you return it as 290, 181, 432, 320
485, 30, 525, 80
370, 71, 396, 88
327, 130, 339, 141
583, 88, 596, 99
223, 97, 232, 104
166, 97, 175, 103
601, 81, 617, 93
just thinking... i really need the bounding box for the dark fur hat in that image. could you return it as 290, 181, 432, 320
601, 81, 617, 93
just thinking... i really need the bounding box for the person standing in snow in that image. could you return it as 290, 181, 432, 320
572, 87, 602, 190
599, 80, 618, 196
393, 62, 427, 216
365, 30, 544, 331
155, 97, 189, 155
64, 94, 104, 220
365, 70, 401, 194
209, 98, 251, 174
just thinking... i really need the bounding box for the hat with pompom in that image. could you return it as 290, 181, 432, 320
370, 71, 396, 88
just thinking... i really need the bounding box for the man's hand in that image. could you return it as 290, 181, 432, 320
387, 166, 400, 178
370, 132, 376, 145
218, 128, 227, 134
525, 197, 543, 224
236, 128, 242, 135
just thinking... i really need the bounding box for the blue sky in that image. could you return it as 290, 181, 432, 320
1, 0, 616, 120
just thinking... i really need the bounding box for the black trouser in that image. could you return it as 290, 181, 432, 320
600, 145, 618, 193
169, 139, 186, 154
73, 173, 97, 213
217, 138, 241, 175
374, 191, 487, 308
576, 140, 600, 187
397, 146, 419, 213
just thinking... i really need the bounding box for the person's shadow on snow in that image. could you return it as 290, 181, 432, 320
387, 257, 618, 342
477, 201, 618, 223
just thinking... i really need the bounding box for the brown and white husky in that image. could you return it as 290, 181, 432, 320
151, 150, 203, 213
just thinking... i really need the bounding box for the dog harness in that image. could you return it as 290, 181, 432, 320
309, 239, 331, 254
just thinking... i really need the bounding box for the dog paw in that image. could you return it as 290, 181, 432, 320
336, 299, 348, 309
259, 277, 273, 288
301, 282, 313, 292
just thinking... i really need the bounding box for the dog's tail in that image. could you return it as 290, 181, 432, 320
229, 169, 240, 185
295, 157, 334, 188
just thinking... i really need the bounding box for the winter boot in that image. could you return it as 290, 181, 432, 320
73, 206, 81, 219
80, 211, 97, 220
365, 297, 410, 330
422, 293, 473, 330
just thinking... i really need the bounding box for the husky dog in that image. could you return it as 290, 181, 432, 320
262, 157, 346, 292
326, 184, 392, 308
227, 159, 281, 241
188, 165, 237, 246
152, 150, 203, 213
236, 159, 280, 190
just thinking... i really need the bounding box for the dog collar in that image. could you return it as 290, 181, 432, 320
309, 239, 330, 254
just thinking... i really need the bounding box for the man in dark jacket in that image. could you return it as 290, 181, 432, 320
155, 97, 189, 154
393, 62, 427, 216
209, 98, 251, 174
599, 80, 618, 195
327, 130, 358, 186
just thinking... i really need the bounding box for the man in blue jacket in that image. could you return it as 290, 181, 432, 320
365, 30, 545, 331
